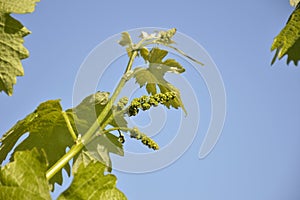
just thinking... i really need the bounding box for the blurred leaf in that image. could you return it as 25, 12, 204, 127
290, 0, 300, 7
0, 0, 40, 95
0, 148, 51, 200
58, 162, 127, 200
134, 47, 186, 113
271, 5, 300, 65
118, 32, 132, 47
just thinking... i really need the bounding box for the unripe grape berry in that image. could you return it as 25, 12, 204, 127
141, 103, 151, 110
148, 97, 159, 106
139, 95, 148, 104
153, 93, 161, 101
166, 92, 175, 100
118, 133, 125, 144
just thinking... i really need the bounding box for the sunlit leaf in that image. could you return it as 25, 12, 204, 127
82, 132, 124, 172
58, 162, 127, 200
68, 91, 127, 133
68, 92, 126, 171
72, 151, 94, 174
0, 0, 40, 95
0, 0, 40, 13
0, 100, 74, 187
0, 91, 127, 188
134, 47, 186, 113
140, 47, 149, 61
271, 5, 300, 65
0, 148, 51, 200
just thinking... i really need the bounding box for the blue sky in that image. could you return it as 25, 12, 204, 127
1, 1, 300, 200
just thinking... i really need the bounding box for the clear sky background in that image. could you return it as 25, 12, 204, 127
1, 1, 300, 200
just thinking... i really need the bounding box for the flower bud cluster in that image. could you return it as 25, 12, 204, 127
157, 28, 176, 44
128, 92, 176, 116
130, 127, 159, 150
116, 97, 129, 110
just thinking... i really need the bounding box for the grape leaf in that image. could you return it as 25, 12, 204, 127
58, 162, 127, 200
72, 150, 94, 174
0, 112, 37, 163
118, 32, 132, 47
68, 94, 126, 171
134, 47, 187, 113
0, 0, 40, 13
67, 92, 110, 134
0, 100, 74, 188
0, 0, 40, 95
84, 132, 124, 172
140, 47, 149, 61
73, 132, 124, 173
69, 91, 127, 134
70, 92, 125, 172
290, 0, 300, 7
0, 92, 127, 189
271, 4, 300, 65
0, 148, 51, 200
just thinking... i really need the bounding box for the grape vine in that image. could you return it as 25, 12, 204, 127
0, 24, 204, 199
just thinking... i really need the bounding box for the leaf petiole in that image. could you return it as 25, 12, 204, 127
62, 112, 77, 141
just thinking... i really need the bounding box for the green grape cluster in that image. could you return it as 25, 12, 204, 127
130, 127, 159, 150
128, 92, 176, 116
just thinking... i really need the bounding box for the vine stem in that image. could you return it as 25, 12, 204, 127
46, 50, 138, 181
102, 127, 132, 134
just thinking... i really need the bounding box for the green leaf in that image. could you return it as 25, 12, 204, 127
69, 91, 127, 133
58, 162, 127, 200
0, 112, 37, 163
148, 48, 168, 63
290, 0, 300, 7
118, 32, 132, 47
68, 92, 126, 171
0, 148, 51, 200
72, 150, 94, 174
68, 92, 110, 134
0, 92, 127, 190
0, 0, 41, 14
133, 68, 155, 88
82, 132, 124, 172
0, 0, 40, 95
140, 47, 149, 61
163, 59, 185, 73
0, 100, 74, 187
1, 92, 126, 186
271, 5, 300, 65
134, 47, 186, 113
